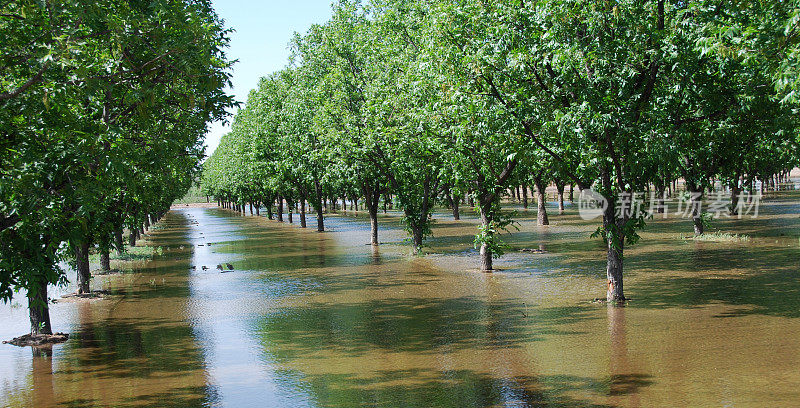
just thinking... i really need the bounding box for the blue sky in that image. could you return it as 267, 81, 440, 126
205, 0, 333, 156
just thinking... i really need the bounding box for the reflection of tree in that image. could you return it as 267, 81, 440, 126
31, 347, 55, 407
254, 291, 612, 407
607, 305, 650, 407
44, 211, 217, 407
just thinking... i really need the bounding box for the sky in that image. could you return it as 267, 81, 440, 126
204, 0, 333, 156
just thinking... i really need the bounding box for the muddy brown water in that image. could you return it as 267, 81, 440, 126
1, 186, 800, 407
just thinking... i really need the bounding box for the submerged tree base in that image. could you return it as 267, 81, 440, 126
57, 290, 111, 302
3, 332, 69, 347
592, 298, 631, 305
518, 248, 547, 254
93, 268, 122, 276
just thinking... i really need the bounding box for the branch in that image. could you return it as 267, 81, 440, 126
0, 62, 48, 101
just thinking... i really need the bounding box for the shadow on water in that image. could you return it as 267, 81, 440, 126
246, 291, 646, 407
52, 210, 218, 408
255, 298, 596, 358
282, 369, 631, 408
630, 269, 800, 318
60, 385, 219, 408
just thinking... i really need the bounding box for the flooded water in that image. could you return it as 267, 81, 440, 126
1, 186, 800, 407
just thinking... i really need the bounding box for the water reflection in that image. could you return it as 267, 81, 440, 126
0, 184, 799, 407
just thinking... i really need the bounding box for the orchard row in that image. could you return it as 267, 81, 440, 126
203, 0, 800, 302
0, 1, 233, 336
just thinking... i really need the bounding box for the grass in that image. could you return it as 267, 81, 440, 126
682, 231, 751, 242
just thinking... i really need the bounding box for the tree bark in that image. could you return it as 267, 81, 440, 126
28, 278, 52, 335
656, 185, 666, 214
556, 183, 565, 214
604, 205, 625, 302
129, 230, 136, 247
533, 176, 549, 225
365, 186, 381, 245
115, 228, 124, 256
299, 198, 307, 228
314, 178, 325, 232
100, 248, 111, 271
479, 201, 492, 272
687, 181, 704, 235
451, 193, 460, 220
411, 225, 424, 253
75, 241, 91, 295
729, 182, 741, 215
522, 183, 528, 209
277, 196, 284, 222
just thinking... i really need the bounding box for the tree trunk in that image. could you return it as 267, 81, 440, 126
522, 183, 528, 209
533, 177, 549, 225
28, 278, 52, 335
604, 206, 625, 302
75, 241, 91, 295
556, 184, 565, 214
411, 226, 424, 254
288, 201, 293, 223
277, 196, 284, 222
299, 198, 307, 228
688, 181, 704, 235
129, 230, 136, 247
249, 202, 253, 215
729, 182, 741, 215
479, 202, 492, 272
100, 248, 110, 271
314, 178, 325, 232
365, 186, 380, 246
255, 202, 260, 216
452, 194, 460, 220
316, 204, 325, 232
569, 184, 574, 202
656, 185, 666, 214
143, 216, 150, 231
115, 228, 124, 256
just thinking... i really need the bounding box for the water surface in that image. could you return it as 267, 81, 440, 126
1, 187, 800, 407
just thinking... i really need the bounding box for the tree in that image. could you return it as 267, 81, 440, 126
1, 0, 233, 336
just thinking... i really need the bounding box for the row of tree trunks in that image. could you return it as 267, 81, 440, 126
31, 211, 167, 334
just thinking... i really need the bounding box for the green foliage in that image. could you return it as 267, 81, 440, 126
472, 206, 519, 259
0, 0, 234, 330
199, 0, 798, 288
